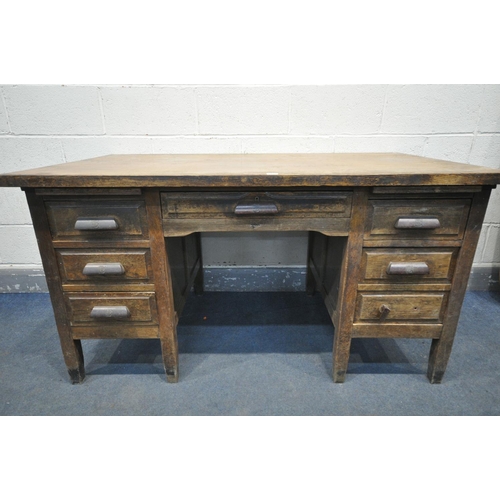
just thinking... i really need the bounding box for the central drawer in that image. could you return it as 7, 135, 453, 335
161, 190, 353, 236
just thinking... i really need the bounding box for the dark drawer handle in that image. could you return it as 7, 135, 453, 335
234, 203, 279, 215
74, 219, 118, 231
379, 304, 391, 320
90, 306, 131, 319
386, 262, 430, 275
394, 217, 441, 229
83, 263, 125, 276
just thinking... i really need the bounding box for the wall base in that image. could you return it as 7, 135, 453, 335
0, 265, 498, 293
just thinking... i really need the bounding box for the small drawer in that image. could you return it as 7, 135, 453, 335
161, 191, 352, 219
45, 198, 149, 241
355, 292, 446, 323
66, 292, 158, 326
365, 199, 470, 240
361, 248, 457, 282
56, 249, 152, 284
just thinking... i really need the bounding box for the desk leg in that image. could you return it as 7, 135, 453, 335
194, 232, 204, 295
306, 232, 316, 295
332, 189, 368, 382
145, 189, 179, 383
427, 188, 491, 383
25, 190, 85, 384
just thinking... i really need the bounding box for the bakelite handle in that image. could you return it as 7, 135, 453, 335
74, 219, 119, 231
83, 263, 125, 276
90, 306, 131, 319
386, 262, 430, 275
394, 217, 441, 229
234, 203, 279, 215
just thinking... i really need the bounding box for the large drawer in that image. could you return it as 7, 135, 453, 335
365, 198, 470, 240
361, 248, 457, 283
45, 198, 149, 241
161, 190, 352, 236
354, 292, 447, 323
65, 292, 158, 326
162, 191, 352, 218
56, 249, 152, 284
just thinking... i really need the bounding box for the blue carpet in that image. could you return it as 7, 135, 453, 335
0, 291, 499, 415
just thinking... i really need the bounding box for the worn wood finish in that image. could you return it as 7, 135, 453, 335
365, 198, 471, 240
162, 191, 353, 218
56, 249, 152, 284
45, 198, 149, 241
162, 215, 351, 237
65, 292, 158, 325
72, 325, 159, 339
194, 232, 204, 295
25, 190, 85, 384
62, 283, 156, 292
351, 324, 443, 338
354, 293, 446, 322
332, 188, 369, 382
34, 188, 142, 196
362, 238, 464, 248
427, 187, 492, 383
144, 189, 179, 382
371, 186, 482, 194
3, 153, 500, 188
361, 248, 457, 282
3, 155, 499, 385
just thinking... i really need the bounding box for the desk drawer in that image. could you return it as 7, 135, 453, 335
66, 292, 158, 325
162, 191, 352, 219
161, 191, 352, 236
361, 248, 457, 283
365, 199, 470, 240
354, 292, 446, 323
46, 198, 149, 241
56, 249, 152, 284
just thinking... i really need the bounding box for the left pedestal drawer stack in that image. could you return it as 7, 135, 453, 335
25, 189, 161, 383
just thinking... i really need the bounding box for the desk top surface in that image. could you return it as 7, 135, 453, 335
1, 153, 500, 188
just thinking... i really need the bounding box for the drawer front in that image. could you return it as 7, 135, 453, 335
161, 191, 352, 219
366, 199, 470, 239
355, 293, 446, 322
361, 248, 457, 282
56, 249, 152, 283
66, 293, 158, 325
46, 198, 149, 240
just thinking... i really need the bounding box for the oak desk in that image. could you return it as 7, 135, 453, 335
1, 153, 499, 384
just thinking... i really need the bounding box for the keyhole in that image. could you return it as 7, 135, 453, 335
255, 196, 260, 201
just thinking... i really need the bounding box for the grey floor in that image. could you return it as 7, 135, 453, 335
0, 290, 499, 415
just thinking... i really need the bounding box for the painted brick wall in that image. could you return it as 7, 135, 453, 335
0, 84, 499, 275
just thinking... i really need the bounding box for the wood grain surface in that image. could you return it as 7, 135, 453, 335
2, 153, 500, 187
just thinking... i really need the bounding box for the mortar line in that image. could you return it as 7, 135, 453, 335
480, 224, 491, 263
468, 84, 486, 163
60, 139, 67, 163
0, 132, 488, 139
287, 87, 292, 134
194, 88, 200, 135
0, 86, 12, 134
378, 85, 389, 132
97, 87, 107, 135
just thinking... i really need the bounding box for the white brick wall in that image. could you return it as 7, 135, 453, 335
0, 84, 499, 271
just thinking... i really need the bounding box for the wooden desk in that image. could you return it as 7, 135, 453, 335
1, 153, 499, 384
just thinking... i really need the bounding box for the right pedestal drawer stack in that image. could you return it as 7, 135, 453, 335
353, 189, 474, 339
